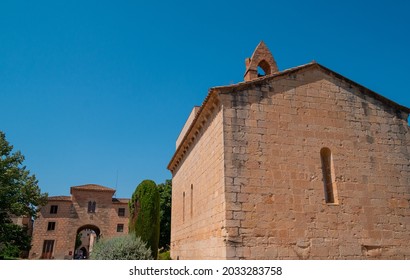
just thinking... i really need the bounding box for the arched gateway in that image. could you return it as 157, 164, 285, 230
74, 224, 100, 259
29, 184, 129, 259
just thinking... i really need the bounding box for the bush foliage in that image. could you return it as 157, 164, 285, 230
158, 179, 171, 251
129, 179, 160, 259
90, 235, 152, 260
158, 250, 171, 260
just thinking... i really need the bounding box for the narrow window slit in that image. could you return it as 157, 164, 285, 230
320, 147, 338, 204
190, 184, 193, 218
182, 192, 185, 223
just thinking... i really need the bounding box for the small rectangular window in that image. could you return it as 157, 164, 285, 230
118, 208, 125, 217
47, 222, 56, 231
50, 205, 58, 214
117, 224, 124, 232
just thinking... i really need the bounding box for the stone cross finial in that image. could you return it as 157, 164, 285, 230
244, 41, 278, 81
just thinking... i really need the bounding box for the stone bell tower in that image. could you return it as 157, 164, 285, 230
244, 41, 279, 81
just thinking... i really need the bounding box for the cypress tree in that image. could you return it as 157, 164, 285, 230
129, 179, 160, 259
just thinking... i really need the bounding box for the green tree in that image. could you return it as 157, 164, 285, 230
157, 179, 171, 251
0, 223, 31, 259
0, 131, 47, 259
129, 179, 160, 259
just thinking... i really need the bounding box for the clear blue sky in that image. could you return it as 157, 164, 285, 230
1, 0, 409, 199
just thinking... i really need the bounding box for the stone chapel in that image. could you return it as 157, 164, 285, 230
168, 42, 410, 259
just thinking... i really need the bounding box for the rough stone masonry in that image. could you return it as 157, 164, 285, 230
168, 42, 410, 260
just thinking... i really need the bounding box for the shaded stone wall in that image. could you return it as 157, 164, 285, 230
170, 103, 227, 259
221, 67, 410, 259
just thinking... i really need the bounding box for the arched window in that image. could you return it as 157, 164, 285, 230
320, 148, 338, 204
257, 60, 271, 77
88, 201, 96, 213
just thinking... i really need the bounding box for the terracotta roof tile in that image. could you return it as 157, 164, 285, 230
70, 184, 115, 194
112, 198, 130, 203
48, 196, 72, 201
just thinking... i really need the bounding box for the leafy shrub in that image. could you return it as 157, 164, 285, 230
158, 250, 171, 260
129, 179, 160, 259
90, 235, 152, 260
158, 179, 172, 251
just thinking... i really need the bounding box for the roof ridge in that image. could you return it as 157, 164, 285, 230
70, 184, 116, 194
168, 60, 409, 172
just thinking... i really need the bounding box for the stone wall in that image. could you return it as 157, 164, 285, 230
170, 102, 227, 259
30, 186, 129, 259
221, 66, 410, 259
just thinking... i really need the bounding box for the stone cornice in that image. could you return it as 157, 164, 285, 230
168, 92, 220, 173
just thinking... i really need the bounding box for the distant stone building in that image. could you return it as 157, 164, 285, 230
10, 215, 33, 237
29, 184, 129, 259
168, 42, 410, 259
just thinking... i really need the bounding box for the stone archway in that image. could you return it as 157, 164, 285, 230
74, 224, 100, 259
